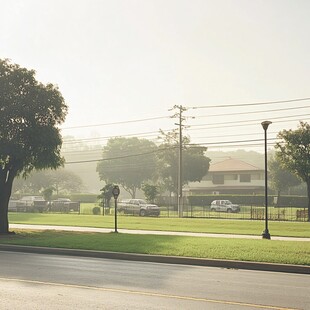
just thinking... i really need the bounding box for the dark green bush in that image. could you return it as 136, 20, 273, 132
70, 194, 98, 203
92, 206, 101, 215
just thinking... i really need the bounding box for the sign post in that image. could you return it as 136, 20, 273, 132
112, 185, 120, 233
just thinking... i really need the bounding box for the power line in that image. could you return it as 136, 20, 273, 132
190, 131, 279, 140
61, 129, 284, 154
56, 102, 310, 158
65, 145, 177, 164
60, 117, 309, 155
62, 128, 174, 145
60, 103, 309, 146
61, 131, 276, 154
185, 137, 276, 147
189, 97, 310, 109
194, 105, 310, 119
62, 113, 308, 146
62, 113, 306, 147
61, 98, 310, 132
189, 113, 310, 128
61, 116, 309, 154
64, 143, 275, 165
206, 142, 276, 149
62, 115, 170, 130
64, 136, 277, 165
59, 97, 310, 133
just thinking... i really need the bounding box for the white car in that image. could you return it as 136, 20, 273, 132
210, 200, 240, 213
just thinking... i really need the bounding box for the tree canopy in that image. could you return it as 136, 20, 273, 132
275, 121, 310, 220
157, 129, 210, 194
96, 137, 158, 198
141, 183, 159, 203
268, 155, 301, 204
0, 59, 67, 233
97, 183, 114, 213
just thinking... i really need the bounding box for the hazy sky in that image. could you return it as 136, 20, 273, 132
1, 0, 309, 153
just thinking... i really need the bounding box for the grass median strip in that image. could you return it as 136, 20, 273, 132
0, 230, 309, 266
9, 213, 310, 237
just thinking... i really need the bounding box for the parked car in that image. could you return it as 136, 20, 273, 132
16, 196, 48, 212
118, 199, 160, 217
49, 198, 80, 212
210, 200, 240, 213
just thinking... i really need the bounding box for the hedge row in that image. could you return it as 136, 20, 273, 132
48, 194, 99, 203
187, 195, 308, 208
69, 194, 98, 203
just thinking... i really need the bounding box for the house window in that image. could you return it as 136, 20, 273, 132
213, 175, 224, 184
251, 174, 261, 180
225, 174, 238, 180
240, 174, 251, 182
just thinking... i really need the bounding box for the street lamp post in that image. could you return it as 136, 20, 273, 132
112, 185, 120, 233
261, 121, 272, 240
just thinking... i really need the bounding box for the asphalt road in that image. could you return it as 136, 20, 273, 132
0, 251, 309, 309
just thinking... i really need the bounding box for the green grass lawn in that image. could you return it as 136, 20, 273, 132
0, 230, 309, 266
9, 212, 310, 237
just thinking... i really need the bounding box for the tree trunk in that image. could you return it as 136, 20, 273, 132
307, 180, 310, 222
0, 195, 9, 234
132, 187, 136, 199
0, 186, 11, 234
0, 170, 15, 234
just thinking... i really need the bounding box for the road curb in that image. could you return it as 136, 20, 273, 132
0, 244, 309, 275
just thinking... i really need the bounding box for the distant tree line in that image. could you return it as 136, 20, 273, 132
13, 169, 84, 198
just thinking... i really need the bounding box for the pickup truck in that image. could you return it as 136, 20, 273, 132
118, 199, 160, 217
15, 196, 48, 212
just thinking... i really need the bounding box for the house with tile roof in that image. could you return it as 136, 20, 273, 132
184, 158, 265, 195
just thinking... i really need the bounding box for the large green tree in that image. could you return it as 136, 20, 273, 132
0, 59, 67, 233
96, 137, 158, 198
157, 130, 210, 194
269, 155, 301, 205
275, 121, 310, 220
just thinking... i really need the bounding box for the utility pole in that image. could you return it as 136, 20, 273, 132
178, 107, 183, 218
170, 105, 187, 218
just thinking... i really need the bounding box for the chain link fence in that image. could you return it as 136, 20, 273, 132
9, 199, 309, 222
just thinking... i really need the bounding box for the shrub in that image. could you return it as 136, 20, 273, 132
92, 207, 101, 215
70, 194, 98, 203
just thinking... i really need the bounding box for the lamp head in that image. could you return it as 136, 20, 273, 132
112, 185, 120, 199
261, 121, 272, 131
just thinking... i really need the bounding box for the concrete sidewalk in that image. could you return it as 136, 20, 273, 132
10, 223, 310, 241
